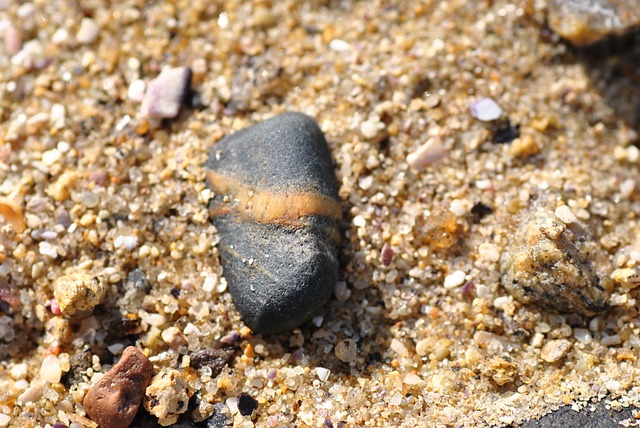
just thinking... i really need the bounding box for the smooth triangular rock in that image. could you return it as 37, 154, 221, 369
205, 112, 341, 334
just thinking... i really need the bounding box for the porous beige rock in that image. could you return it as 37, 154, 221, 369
53, 274, 106, 316
144, 368, 189, 426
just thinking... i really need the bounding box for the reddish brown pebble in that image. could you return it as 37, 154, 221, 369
83, 346, 153, 428
380, 243, 394, 266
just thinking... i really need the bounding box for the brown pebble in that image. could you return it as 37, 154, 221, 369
83, 346, 153, 428
380, 243, 394, 266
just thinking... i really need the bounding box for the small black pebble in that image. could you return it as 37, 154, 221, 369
190, 348, 235, 377
470, 202, 493, 223
237, 392, 258, 417
492, 120, 520, 144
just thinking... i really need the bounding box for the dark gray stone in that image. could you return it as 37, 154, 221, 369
518, 401, 638, 428
205, 112, 341, 334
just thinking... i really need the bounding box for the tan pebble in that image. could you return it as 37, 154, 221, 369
430, 338, 452, 361
415, 337, 434, 357
47, 171, 80, 202
415, 206, 459, 252
143, 368, 190, 426
540, 339, 572, 363
44, 316, 72, 345
161, 327, 187, 348
0, 199, 26, 233
79, 213, 97, 227
53, 274, 106, 316
84, 346, 153, 428
611, 267, 640, 290
509, 135, 539, 158
480, 355, 519, 386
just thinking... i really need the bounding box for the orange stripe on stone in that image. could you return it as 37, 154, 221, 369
207, 171, 342, 224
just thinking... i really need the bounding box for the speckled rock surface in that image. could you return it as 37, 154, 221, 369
500, 207, 613, 316
205, 112, 341, 334
548, 0, 640, 45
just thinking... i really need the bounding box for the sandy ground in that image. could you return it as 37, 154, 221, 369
0, 1, 640, 427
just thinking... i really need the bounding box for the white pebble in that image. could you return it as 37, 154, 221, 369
226, 397, 239, 414
76, 18, 99, 44
389, 338, 409, 358
606, 380, 621, 392
389, 392, 403, 406
600, 334, 621, 347
50, 103, 66, 129
493, 295, 513, 311
352, 215, 366, 227
10, 363, 27, 380
403, 373, 421, 385
13, 379, 28, 390
42, 149, 62, 166
144, 313, 166, 327
107, 343, 125, 354
358, 175, 373, 190
573, 328, 592, 344
52, 28, 69, 45
443, 270, 466, 289
315, 367, 330, 382
311, 315, 324, 327
360, 120, 380, 139
554, 205, 577, 224
470, 97, 503, 122
0, 414, 10, 427
141, 66, 192, 119
449, 199, 467, 216
620, 178, 635, 199
40, 355, 62, 383
183, 322, 200, 335
128, 79, 146, 103
329, 39, 351, 52
334, 281, 351, 302
478, 242, 500, 263
17, 3, 34, 18
114, 235, 138, 251
627, 145, 640, 162
407, 137, 447, 170
39, 241, 58, 258
202, 274, 216, 292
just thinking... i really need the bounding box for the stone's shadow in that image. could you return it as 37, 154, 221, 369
517, 28, 640, 428
571, 29, 640, 132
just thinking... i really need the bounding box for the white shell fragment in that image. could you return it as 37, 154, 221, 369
407, 137, 447, 170
470, 97, 503, 122
141, 66, 192, 119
